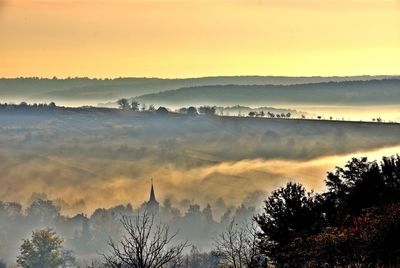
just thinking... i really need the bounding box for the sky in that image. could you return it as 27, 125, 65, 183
0, 0, 399, 78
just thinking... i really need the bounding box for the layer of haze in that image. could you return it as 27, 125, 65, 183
1, 111, 400, 216
1, 0, 399, 78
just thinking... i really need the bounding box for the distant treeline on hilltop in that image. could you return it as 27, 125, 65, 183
0, 76, 399, 104
1, 101, 391, 123
135, 79, 400, 107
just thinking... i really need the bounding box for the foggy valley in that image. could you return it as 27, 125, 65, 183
1, 104, 400, 265
2, 0, 400, 265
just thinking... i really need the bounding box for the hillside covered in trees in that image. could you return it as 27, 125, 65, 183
0, 76, 398, 105
135, 79, 400, 107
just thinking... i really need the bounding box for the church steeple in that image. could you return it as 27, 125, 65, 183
146, 178, 159, 214
149, 178, 157, 203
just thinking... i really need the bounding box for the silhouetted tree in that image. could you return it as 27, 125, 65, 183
178, 107, 188, 114
255, 182, 322, 265
202, 204, 213, 223
74, 216, 92, 252
199, 106, 216, 116
324, 156, 400, 224
255, 155, 400, 266
185, 204, 202, 221
102, 212, 187, 268
187, 106, 198, 116
381, 155, 400, 193
26, 199, 60, 224
156, 106, 169, 115
131, 100, 140, 111
117, 98, 130, 110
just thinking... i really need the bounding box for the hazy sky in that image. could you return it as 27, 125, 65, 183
0, 0, 399, 78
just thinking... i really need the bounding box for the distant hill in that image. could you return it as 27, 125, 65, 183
135, 79, 400, 107
0, 76, 398, 104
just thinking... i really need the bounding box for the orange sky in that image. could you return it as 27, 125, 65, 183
0, 0, 399, 78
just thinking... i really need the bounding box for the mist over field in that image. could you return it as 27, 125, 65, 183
0, 108, 399, 212
0, 105, 400, 263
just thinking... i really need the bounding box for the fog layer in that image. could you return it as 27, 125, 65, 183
0, 110, 399, 215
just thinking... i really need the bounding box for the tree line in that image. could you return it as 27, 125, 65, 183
0, 100, 388, 123
0, 102, 57, 108
5, 154, 400, 267
117, 98, 293, 119
117, 99, 390, 123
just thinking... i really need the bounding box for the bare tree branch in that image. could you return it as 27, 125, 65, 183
214, 220, 263, 268
102, 210, 187, 268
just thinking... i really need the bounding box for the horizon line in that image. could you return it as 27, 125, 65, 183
1, 74, 400, 80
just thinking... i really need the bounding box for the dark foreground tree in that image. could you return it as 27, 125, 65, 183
103, 211, 187, 268
256, 155, 400, 267
255, 182, 323, 266
17, 228, 64, 268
